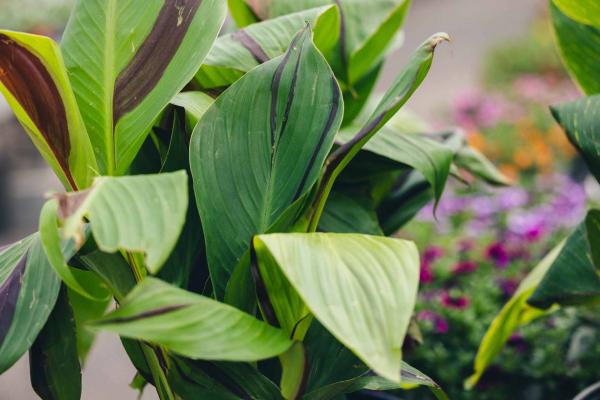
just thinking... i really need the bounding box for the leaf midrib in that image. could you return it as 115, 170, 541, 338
103, 0, 117, 175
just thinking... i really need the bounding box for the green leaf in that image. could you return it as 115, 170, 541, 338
303, 366, 445, 400
195, 5, 340, 89
337, 124, 453, 206
190, 26, 343, 297
377, 172, 433, 235
170, 91, 214, 127
53, 171, 188, 274
29, 286, 81, 400
303, 322, 445, 398
551, 95, 600, 184
60, 0, 227, 175
228, 0, 259, 27
453, 145, 512, 186
95, 278, 293, 361
236, 0, 412, 84
344, 0, 411, 84
553, 0, 600, 28
253, 233, 420, 382
550, 1, 600, 95
280, 341, 308, 399
465, 243, 564, 388
308, 33, 448, 230
528, 210, 600, 308
0, 235, 61, 373
39, 199, 110, 300
157, 111, 205, 289
0, 30, 97, 190
68, 287, 111, 361
318, 191, 383, 235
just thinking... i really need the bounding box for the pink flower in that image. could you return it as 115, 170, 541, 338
452, 90, 504, 129
435, 318, 449, 334
440, 290, 470, 309
452, 260, 477, 274
485, 242, 510, 268
420, 261, 434, 284
458, 239, 475, 253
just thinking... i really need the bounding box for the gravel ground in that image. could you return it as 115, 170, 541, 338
0, 1, 543, 398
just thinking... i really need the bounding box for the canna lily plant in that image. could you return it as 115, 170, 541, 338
0, 1, 506, 399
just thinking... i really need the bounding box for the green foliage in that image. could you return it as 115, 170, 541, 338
0, 1, 503, 399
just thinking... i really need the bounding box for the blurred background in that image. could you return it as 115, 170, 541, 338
2, 0, 599, 399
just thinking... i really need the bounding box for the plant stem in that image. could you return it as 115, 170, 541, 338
125, 251, 175, 400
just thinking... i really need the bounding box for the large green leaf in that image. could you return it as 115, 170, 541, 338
551, 95, 600, 184
190, 26, 343, 297
0, 235, 61, 373
60, 0, 227, 175
0, 30, 96, 190
51, 171, 188, 274
234, 0, 412, 85
465, 243, 564, 388
29, 286, 81, 400
253, 233, 420, 383
550, 1, 600, 95
195, 5, 340, 89
553, 0, 600, 28
528, 210, 600, 308
95, 278, 293, 361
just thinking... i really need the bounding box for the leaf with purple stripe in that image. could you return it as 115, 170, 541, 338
0, 234, 62, 373
195, 5, 339, 89
190, 26, 343, 297
61, 0, 227, 175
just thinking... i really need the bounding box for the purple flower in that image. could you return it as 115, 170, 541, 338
507, 212, 546, 243
417, 310, 449, 334
434, 318, 449, 334
486, 242, 510, 268
440, 290, 470, 309
497, 187, 529, 210
497, 278, 519, 297
423, 246, 444, 263
452, 260, 477, 274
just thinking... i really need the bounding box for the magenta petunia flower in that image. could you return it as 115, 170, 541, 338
423, 246, 444, 263
452, 260, 477, 274
485, 242, 510, 268
420, 261, 434, 284
440, 290, 470, 309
